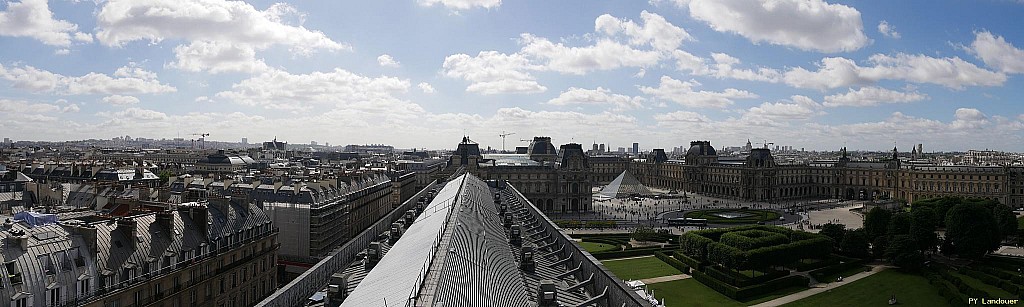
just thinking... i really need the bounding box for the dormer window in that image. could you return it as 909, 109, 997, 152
37, 255, 55, 275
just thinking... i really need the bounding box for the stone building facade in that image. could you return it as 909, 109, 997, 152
442, 136, 593, 212
626, 140, 1024, 206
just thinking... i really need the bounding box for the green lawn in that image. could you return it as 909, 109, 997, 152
602, 256, 682, 280
1018, 216, 1023, 229
782, 270, 949, 307
814, 265, 871, 284
579, 241, 619, 253
647, 279, 806, 307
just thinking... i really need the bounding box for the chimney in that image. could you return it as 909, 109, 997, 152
389, 222, 403, 244
189, 205, 209, 237
209, 197, 230, 216
69, 223, 98, 252
538, 280, 557, 307
116, 218, 138, 247
327, 273, 350, 304
521, 246, 535, 273
156, 211, 173, 229
364, 241, 382, 270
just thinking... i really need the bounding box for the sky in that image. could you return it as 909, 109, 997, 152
1, 0, 1023, 152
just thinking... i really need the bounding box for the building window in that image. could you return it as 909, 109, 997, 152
78, 279, 90, 298
15, 298, 27, 307
49, 287, 61, 306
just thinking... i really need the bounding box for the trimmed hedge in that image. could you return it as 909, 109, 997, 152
973, 265, 1024, 287
680, 225, 833, 270
655, 251, 690, 274
673, 250, 704, 271
691, 268, 809, 301
720, 230, 790, 250
925, 272, 970, 307
590, 247, 675, 260
570, 233, 632, 239
962, 269, 1021, 296
937, 267, 991, 299
704, 265, 788, 287
791, 257, 840, 272
582, 237, 629, 246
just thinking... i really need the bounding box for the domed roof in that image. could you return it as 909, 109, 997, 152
527, 136, 557, 156
685, 141, 716, 156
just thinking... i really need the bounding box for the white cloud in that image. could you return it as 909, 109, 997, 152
96, 0, 348, 54
443, 12, 685, 93
595, 10, 691, 51
518, 33, 662, 75
633, 68, 646, 78
418, 82, 436, 94
215, 68, 416, 112
0, 0, 92, 47
784, 54, 1006, 90
877, 20, 900, 39
969, 31, 1024, 74
683, 0, 869, 53
378, 54, 401, 68
743, 95, 822, 122
61, 104, 80, 113
99, 107, 169, 121
639, 75, 757, 108
547, 87, 644, 110
672, 50, 711, 75
167, 41, 270, 74
950, 108, 988, 130
0, 63, 176, 95
708, 52, 781, 82
417, 0, 501, 10
101, 95, 140, 106
54, 49, 70, 55
654, 111, 711, 125
195, 96, 213, 103
823, 86, 927, 107
0, 99, 61, 113
442, 51, 546, 95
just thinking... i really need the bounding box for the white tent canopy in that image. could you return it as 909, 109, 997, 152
599, 170, 652, 198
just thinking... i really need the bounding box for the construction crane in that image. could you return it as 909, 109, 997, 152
498, 131, 515, 152
192, 133, 210, 149
761, 140, 774, 149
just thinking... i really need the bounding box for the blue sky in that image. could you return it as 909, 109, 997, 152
1, 0, 1023, 151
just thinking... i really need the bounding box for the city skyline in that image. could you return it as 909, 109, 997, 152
1, 0, 1024, 151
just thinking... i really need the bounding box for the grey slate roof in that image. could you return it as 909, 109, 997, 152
0, 200, 273, 307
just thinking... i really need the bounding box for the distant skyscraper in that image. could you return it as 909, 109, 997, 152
917, 143, 923, 154
618, 147, 626, 153
632, 142, 639, 154
311, 140, 318, 146
325, 142, 330, 147
241, 137, 248, 145
3, 138, 10, 146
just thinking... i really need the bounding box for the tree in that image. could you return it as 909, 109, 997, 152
841, 229, 870, 259
912, 196, 962, 227
632, 226, 656, 242
886, 234, 923, 270
991, 203, 1017, 239
887, 212, 912, 238
864, 207, 892, 240
910, 207, 938, 252
871, 235, 888, 259
945, 203, 1000, 259
819, 223, 846, 249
